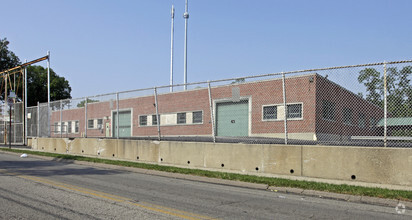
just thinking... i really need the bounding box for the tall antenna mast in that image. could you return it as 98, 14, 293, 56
170, 5, 175, 92
183, 0, 189, 90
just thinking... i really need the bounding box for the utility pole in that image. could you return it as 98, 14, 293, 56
170, 5, 175, 92
183, 0, 189, 90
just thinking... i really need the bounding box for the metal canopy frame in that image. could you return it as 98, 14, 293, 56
0, 54, 50, 146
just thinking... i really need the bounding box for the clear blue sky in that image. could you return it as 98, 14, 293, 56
2, 0, 411, 98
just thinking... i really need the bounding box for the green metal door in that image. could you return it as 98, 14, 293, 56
216, 101, 249, 137
112, 111, 131, 137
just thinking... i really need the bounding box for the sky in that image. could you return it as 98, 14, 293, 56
1, 0, 412, 99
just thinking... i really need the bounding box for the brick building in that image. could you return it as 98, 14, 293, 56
49, 74, 383, 142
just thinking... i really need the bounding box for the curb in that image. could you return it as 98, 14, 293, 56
267, 186, 412, 209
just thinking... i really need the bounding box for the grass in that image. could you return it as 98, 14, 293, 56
1, 147, 411, 201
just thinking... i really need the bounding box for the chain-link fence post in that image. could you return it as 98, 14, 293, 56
383, 62, 387, 147
154, 87, 161, 141
282, 72, 288, 145
208, 81, 216, 142
24, 62, 27, 145
13, 103, 16, 144
47, 101, 50, 137
84, 97, 87, 138
60, 100, 63, 138
37, 102, 40, 138
116, 92, 119, 139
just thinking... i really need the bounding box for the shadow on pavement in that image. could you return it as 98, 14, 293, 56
0, 155, 122, 177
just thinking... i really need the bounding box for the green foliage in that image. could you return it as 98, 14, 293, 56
1, 38, 72, 106
0, 38, 20, 71
77, 98, 99, 108
27, 65, 72, 107
391, 129, 412, 137
358, 68, 383, 106
0, 38, 22, 101
358, 66, 412, 117
231, 78, 246, 84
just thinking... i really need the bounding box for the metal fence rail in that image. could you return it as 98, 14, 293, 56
15, 60, 412, 147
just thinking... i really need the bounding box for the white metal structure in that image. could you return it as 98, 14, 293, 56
183, 0, 189, 90
170, 5, 175, 92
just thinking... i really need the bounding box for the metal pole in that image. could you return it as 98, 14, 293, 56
47, 51, 50, 104
24, 60, 27, 145
47, 102, 50, 137
47, 51, 50, 137
13, 73, 16, 143
84, 97, 87, 138
14, 102, 16, 144
9, 103, 11, 148
170, 5, 175, 92
60, 100, 63, 138
37, 102, 40, 137
5, 74, 7, 144
208, 81, 216, 142
282, 72, 288, 145
116, 93, 119, 139
383, 62, 387, 147
154, 87, 161, 141
183, 0, 189, 90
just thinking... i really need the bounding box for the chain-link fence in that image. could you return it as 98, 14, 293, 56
0, 102, 24, 145
25, 60, 412, 147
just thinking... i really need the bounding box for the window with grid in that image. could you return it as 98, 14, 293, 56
343, 108, 353, 125
263, 106, 277, 120
54, 122, 59, 133
97, 119, 103, 129
152, 115, 159, 125
88, 119, 94, 129
139, 115, 147, 126
287, 104, 302, 119
192, 111, 202, 123
358, 113, 366, 128
68, 121, 72, 133
75, 121, 79, 133
62, 122, 67, 133
177, 113, 186, 124
322, 100, 335, 121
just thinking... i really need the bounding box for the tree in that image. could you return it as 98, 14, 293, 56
0, 38, 20, 72
1, 37, 72, 106
77, 98, 99, 108
358, 66, 412, 117
231, 78, 245, 84
26, 65, 72, 107
1, 37, 22, 103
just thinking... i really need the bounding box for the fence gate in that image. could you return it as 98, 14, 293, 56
0, 102, 24, 145
38, 103, 50, 137
26, 106, 38, 138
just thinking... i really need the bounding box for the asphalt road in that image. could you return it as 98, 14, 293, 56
0, 152, 410, 219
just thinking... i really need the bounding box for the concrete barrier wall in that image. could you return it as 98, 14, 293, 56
31, 138, 412, 187
302, 146, 412, 186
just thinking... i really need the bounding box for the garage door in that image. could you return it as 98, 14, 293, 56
112, 110, 132, 137
216, 101, 249, 137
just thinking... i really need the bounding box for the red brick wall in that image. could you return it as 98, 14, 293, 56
50, 75, 320, 137
51, 74, 381, 138
315, 75, 383, 137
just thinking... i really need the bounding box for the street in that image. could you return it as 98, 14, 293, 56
0, 152, 409, 219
